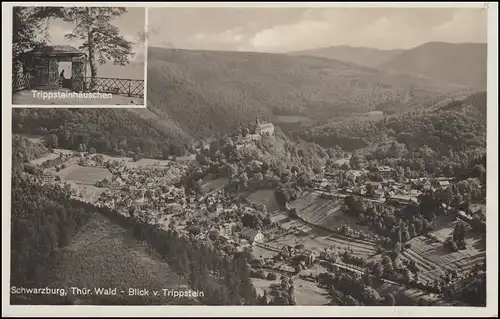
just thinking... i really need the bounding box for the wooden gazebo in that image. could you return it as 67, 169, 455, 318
19, 45, 87, 92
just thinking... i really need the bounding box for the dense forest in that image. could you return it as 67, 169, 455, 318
12, 108, 192, 158
12, 134, 49, 162
289, 92, 487, 178
147, 47, 468, 139
181, 127, 333, 199
10, 143, 94, 298
95, 207, 257, 305
300, 92, 486, 150
11, 175, 92, 290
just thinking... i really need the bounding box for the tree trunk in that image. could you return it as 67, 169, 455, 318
86, 7, 97, 90
89, 53, 97, 90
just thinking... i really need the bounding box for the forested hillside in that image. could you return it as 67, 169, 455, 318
12, 48, 472, 154
147, 47, 467, 139
12, 134, 50, 162
288, 92, 486, 178
12, 108, 192, 158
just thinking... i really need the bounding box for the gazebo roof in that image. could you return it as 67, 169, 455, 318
22, 45, 87, 58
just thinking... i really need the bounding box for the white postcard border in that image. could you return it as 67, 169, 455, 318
2, 2, 498, 317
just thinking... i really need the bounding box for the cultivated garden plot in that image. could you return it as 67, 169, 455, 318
290, 191, 377, 235
267, 224, 379, 259
400, 235, 486, 284
290, 191, 344, 224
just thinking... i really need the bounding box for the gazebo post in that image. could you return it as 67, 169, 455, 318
84, 56, 88, 92
70, 54, 86, 92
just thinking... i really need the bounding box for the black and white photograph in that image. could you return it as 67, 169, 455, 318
11, 6, 146, 106
3, 2, 498, 318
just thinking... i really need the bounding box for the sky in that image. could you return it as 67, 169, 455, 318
147, 7, 488, 53
39, 7, 146, 61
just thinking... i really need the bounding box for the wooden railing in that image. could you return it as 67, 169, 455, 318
12, 73, 31, 91
85, 77, 144, 97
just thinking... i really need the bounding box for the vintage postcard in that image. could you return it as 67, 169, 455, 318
2, 2, 498, 318
10, 6, 146, 107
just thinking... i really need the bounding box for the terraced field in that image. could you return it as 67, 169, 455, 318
290, 191, 344, 225
400, 235, 486, 284
290, 190, 375, 233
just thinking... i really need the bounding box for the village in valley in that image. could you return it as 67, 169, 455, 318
8, 4, 492, 311
21, 116, 486, 306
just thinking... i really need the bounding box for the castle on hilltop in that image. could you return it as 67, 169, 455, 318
253, 117, 275, 136
240, 117, 275, 143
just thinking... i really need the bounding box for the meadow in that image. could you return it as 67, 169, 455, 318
293, 278, 331, 305
247, 189, 280, 213
276, 115, 314, 123
58, 166, 112, 186
201, 177, 229, 194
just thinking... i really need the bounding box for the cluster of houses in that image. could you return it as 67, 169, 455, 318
187, 193, 270, 248
94, 160, 189, 190
315, 165, 456, 206
194, 221, 267, 253
96, 171, 274, 253
253, 244, 320, 274
98, 182, 186, 213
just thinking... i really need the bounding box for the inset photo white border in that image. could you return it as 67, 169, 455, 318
8, 5, 147, 108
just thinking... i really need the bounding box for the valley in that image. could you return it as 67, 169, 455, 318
10, 34, 488, 307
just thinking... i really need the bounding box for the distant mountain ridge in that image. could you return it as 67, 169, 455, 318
379, 42, 487, 89
290, 42, 487, 89
288, 45, 404, 68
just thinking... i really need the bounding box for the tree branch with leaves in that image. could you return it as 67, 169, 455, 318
60, 7, 135, 89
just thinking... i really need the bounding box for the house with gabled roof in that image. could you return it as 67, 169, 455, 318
240, 227, 265, 244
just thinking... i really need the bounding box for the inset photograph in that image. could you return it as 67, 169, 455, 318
12, 6, 146, 106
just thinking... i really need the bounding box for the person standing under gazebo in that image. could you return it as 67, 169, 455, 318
59, 69, 65, 88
